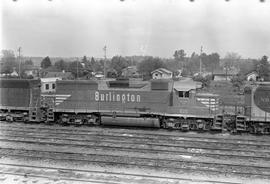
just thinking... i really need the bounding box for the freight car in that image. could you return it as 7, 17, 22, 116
244, 82, 270, 133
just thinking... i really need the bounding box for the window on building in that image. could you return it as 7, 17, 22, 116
45, 84, 49, 90
178, 91, 184, 97
52, 83, 55, 89
178, 91, 189, 98
184, 91, 189, 98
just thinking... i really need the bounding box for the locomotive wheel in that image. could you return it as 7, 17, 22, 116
161, 121, 166, 129
94, 116, 101, 126
189, 123, 197, 130
248, 126, 255, 134
6, 115, 13, 122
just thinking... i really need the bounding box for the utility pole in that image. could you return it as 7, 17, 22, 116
76, 58, 78, 80
18, 47, 22, 79
103, 45, 107, 78
199, 46, 203, 75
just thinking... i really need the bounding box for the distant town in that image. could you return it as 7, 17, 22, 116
0, 49, 269, 97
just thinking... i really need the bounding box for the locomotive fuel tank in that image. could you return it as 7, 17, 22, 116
101, 116, 160, 127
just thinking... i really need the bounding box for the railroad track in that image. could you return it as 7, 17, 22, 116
1, 133, 270, 161
1, 124, 270, 149
1, 133, 270, 155
1, 147, 270, 178
2, 128, 270, 149
1, 122, 270, 144
0, 163, 242, 184
0, 122, 270, 183
1, 126, 270, 161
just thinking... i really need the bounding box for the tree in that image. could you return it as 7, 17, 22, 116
207, 53, 220, 74
81, 56, 93, 71
90, 57, 95, 66
0, 49, 17, 73
173, 49, 186, 62
223, 52, 241, 70
137, 57, 165, 79
231, 74, 245, 90
186, 52, 200, 75
193, 75, 211, 88
110, 56, 130, 76
24, 59, 33, 65
257, 55, 270, 81
41, 56, 52, 69
55, 59, 67, 71
82, 56, 88, 63
68, 60, 84, 78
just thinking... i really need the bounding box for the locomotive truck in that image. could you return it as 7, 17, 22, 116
0, 78, 269, 134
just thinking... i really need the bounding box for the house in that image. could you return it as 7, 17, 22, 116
40, 77, 61, 93
121, 66, 140, 78
10, 68, 19, 77
246, 71, 259, 81
23, 65, 40, 78
44, 71, 74, 80
39, 66, 61, 78
213, 70, 237, 81
94, 71, 104, 79
151, 68, 173, 79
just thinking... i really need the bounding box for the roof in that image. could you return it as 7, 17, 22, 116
122, 66, 137, 71
23, 65, 40, 70
196, 93, 219, 98
0, 79, 40, 88
245, 71, 258, 76
44, 72, 73, 79
173, 80, 200, 91
41, 77, 61, 82
40, 66, 60, 72
151, 68, 172, 75
213, 70, 237, 76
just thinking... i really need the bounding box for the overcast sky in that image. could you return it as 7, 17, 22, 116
1, 0, 270, 59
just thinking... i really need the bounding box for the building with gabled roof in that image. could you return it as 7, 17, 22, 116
245, 71, 259, 81
151, 68, 172, 79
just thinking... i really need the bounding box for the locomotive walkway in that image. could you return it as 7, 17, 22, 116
0, 122, 270, 183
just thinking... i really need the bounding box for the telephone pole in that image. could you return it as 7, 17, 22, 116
199, 46, 203, 75
18, 47, 22, 79
103, 45, 107, 78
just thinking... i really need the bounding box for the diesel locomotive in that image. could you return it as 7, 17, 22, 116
0, 78, 269, 134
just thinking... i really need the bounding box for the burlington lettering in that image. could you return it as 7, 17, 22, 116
95, 91, 140, 103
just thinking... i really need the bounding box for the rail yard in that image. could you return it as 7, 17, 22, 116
0, 121, 269, 183
0, 78, 270, 183
2, 0, 270, 183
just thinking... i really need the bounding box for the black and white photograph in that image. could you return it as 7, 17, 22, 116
0, 0, 270, 183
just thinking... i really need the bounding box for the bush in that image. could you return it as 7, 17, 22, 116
192, 75, 211, 88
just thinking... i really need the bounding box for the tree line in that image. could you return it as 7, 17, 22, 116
1, 49, 269, 81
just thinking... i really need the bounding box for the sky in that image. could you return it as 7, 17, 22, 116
1, 0, 270, 59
